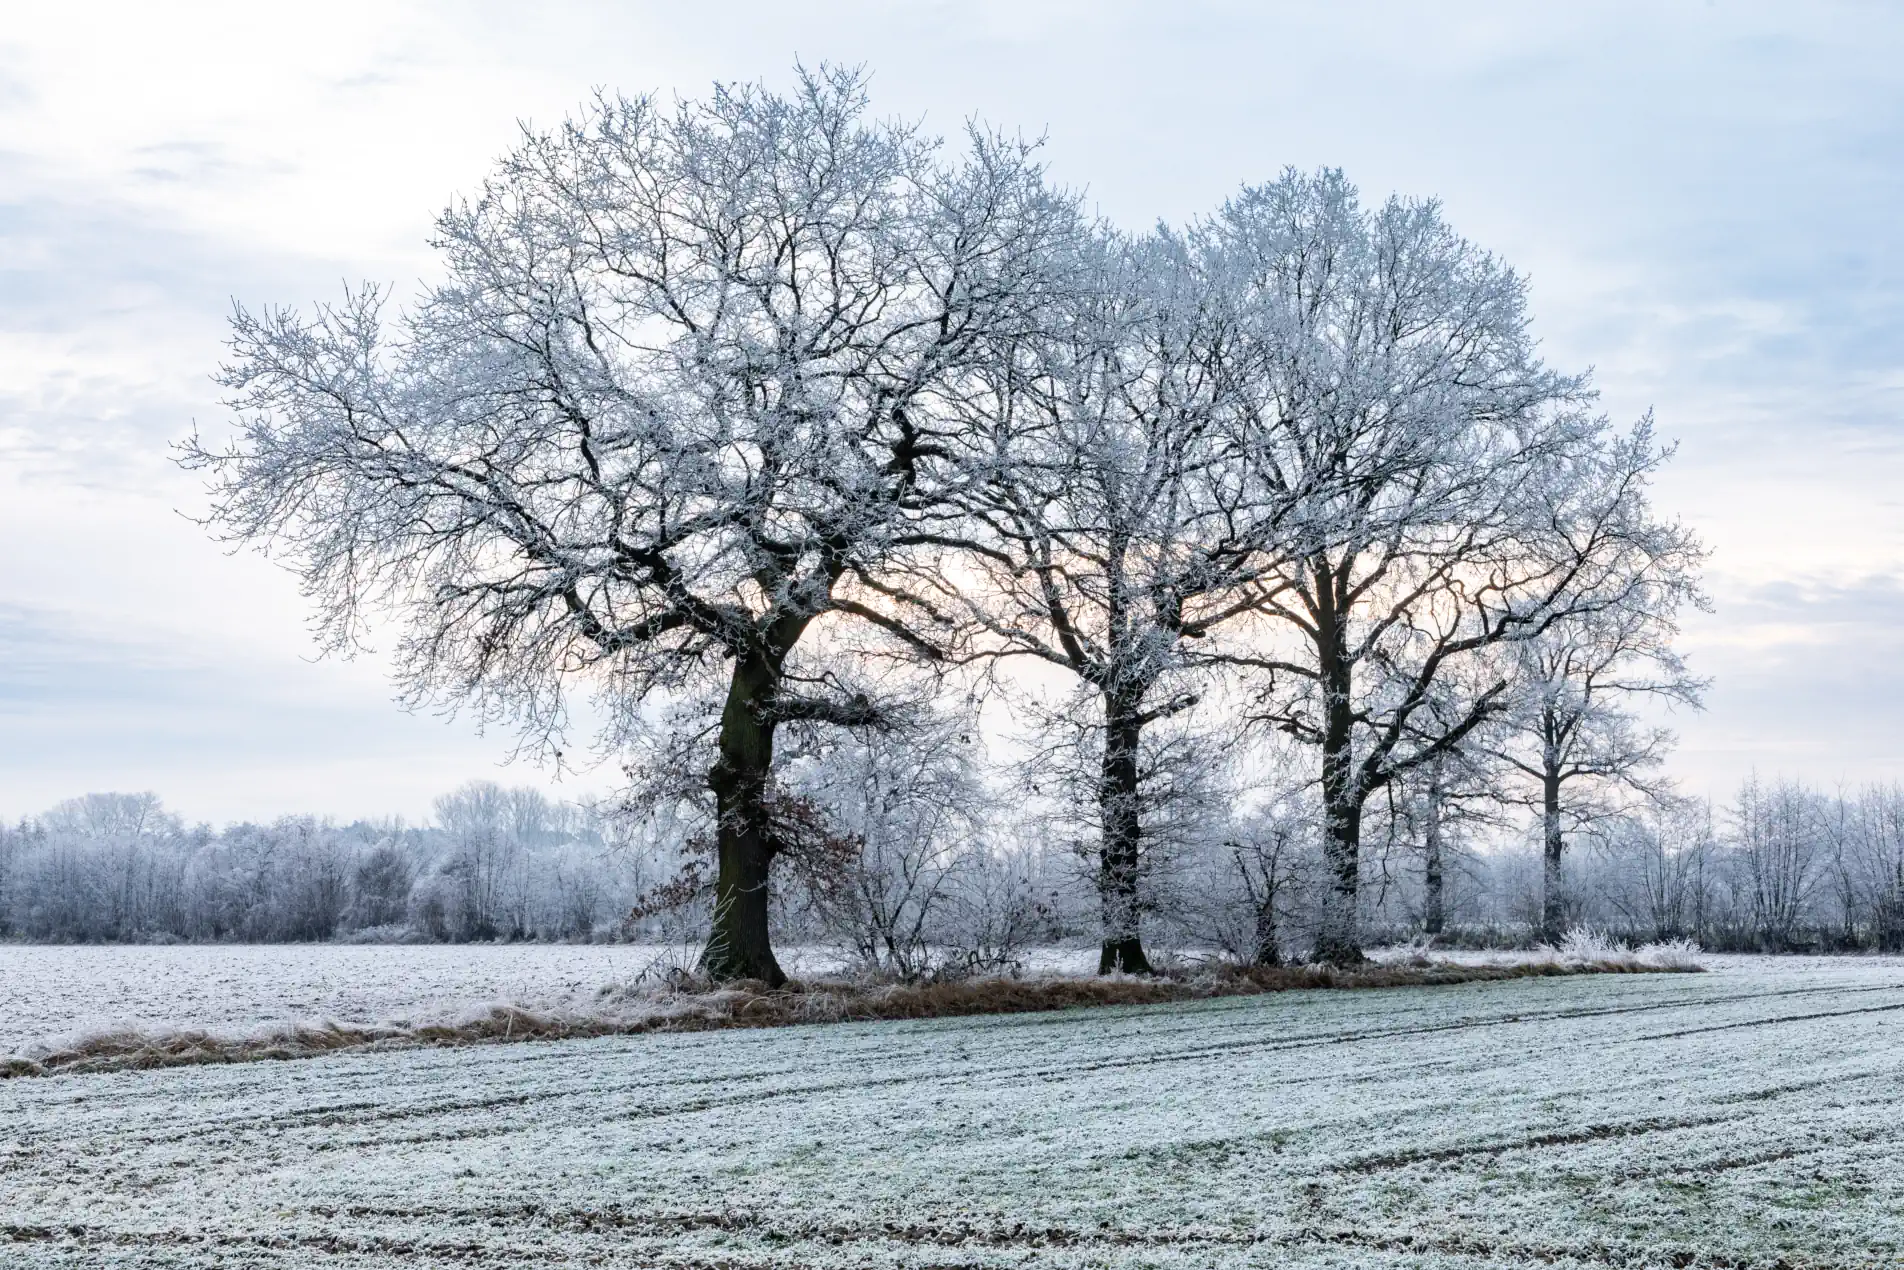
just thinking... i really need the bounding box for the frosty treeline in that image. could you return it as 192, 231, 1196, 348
0, 779, 1057, 954
0, 787, 632, 945
5, 776, 1903, 955
171, 67, 1730, 980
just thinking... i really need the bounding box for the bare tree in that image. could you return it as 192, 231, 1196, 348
1848, 785, 1904, 951
1487, 463, 1708, 939
0, 821, 20, 939
348, 840, 414, 929
943, 841, 1065, 975
1390, 747, 1505, 939
42, 792, 175, 840
1210, 169, 1689, 962
429, 782, 525, 939
1224, 798, 1310, 966
184, 68, 1075, 984
1733, 774, 1820, 951
781, 706, 990, 979
938, 229, 1286, 972
1605, 799, 1716, 943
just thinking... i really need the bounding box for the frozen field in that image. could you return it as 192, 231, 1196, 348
0, 943, 1105, 1054
5, 959, 1903, 1267
0, 941, 1853, 1057
0, 944, 691, 1051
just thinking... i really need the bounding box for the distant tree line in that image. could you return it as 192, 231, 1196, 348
3, 772, 1898, 958
1345, 777, 1904, 955
0, 787, 635, 945
0, 772, 1070, 959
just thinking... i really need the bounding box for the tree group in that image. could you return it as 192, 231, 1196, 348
186, 68, 1704, 982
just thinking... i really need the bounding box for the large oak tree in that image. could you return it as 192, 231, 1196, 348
186, 68, 1075, 984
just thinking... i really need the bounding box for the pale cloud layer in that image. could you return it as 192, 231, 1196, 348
1, 1, 1899, 821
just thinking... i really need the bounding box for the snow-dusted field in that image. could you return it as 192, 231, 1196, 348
5, 958, 1902, 1267
0, 944, 690, 1051
0, 941, 1856, 1056
0, 943, 1105, 1054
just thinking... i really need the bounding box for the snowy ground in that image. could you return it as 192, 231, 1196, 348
0, 941, 1870, 1056
0, 943, 1106, 1054
0, 943, 687, 1051
4, 958, 1902, 1267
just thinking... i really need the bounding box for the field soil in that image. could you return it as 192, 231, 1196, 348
4, 958, 1901, 1267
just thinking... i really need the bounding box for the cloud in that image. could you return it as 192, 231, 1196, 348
127, 140, 293, 187
0, 152, 365, 488
0, 0, 1901, 817
1672, 575, 1904, 788
0, 603, 582, 825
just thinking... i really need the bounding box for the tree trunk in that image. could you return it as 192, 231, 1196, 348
1313, 564, 1365, 965
1252, 886, 1281, 967
1096, 696, 1152, 974
1422, 771, 1445, 938
1541, 769, 1565, 943
702, 651, 787, 986
1315, 793, 1365, 964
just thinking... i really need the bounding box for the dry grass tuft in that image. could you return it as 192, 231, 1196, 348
2, 954, 1697, 1080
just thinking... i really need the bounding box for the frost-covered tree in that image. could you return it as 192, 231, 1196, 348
1733, 775, 1821, 951
1197, 791, 1314, 966
1839, 785, 1904, 950
422, 781, 556, 939
0, 821, 19, 939
1212, 169, 1690, 962
41, 791, 176, 840
1488, 481, 1708, 939
1386, 745, 1507, 938
348, 840, 414, 930
1602, 798, 1716, 943
184, 68, 1075, 984
939, 229, 1288, 972
779, 707, 990, 979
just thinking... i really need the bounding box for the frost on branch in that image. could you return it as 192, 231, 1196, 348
183, 65, 1079, 984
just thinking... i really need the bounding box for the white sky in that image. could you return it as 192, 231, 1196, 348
1, 1, 1900, 824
